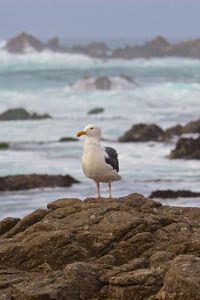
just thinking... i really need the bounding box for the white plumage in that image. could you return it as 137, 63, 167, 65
76, 124, 121, 198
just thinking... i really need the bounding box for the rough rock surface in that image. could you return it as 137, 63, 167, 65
149, 189, 200, 199
170, 137, 200, 159
119, 123, 165, 142
0, 174, 79, 191
0, 108, 51, 121
1, 193, 200, 299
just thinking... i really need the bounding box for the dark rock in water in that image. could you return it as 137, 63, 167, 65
94, 76, 112, 90
0, 143, 9, 150
70, 42, 109, 58
0, 108, 51, 121
1, 193, 200, 298
59, 137, 78, 142
46, 36, 60, 51
0, 174, 79, 192
4, 32, 45, 53
87, 107, 104, 115
119, 123, 165, 142
166, 119, 200, 136
150, 189, 200, 199
170, 137, 200, 159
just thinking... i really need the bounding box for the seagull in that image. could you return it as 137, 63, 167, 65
76, 124, 121, 198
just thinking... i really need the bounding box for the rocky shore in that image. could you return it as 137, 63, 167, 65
4, 32, 200, 59
1, 193, 200, 299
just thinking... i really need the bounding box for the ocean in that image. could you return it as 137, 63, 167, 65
0, 42, 200, 219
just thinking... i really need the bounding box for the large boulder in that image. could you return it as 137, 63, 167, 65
166, 119, 200, 136
0, 174, 79, 191
119, 123, 165, 142
4, 32, 45, 53
149, 189, 200, 199
0, 108, 51, 121
170, 137, 200, 159
1, 193, 200, 298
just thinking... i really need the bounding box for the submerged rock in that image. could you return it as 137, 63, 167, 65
0, 108, 51, 121
87, 107, 105, 115
170, 137, 200, 159
0, 174, 79, 191
59, 137, 78, 142
0, 143, 9, 150
150, 189, 200, 199
119, 123, 165, 142
0, 193, 200, 299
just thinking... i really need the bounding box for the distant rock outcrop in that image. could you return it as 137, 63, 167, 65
149, 189, 200, 199
1, 193, 200, 299
70, 42, 109, 58
119, 123, 165, 142
170, 137, 200, 159
0, 108, 51, 121
166, 119, 200, 136
4, 32, 45, 53
0, 174, 79, 191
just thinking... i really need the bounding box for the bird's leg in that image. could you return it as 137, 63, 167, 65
108, 182, 112, 198
96, 181, 101, 198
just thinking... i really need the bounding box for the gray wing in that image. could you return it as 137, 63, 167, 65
104, 146, 119, 172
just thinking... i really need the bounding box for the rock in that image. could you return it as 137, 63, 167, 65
0, 108, 51, 121
160, 255, 200, 300
170, 137, 200, 159
0, 217, 20, 236
150, 189, 200, 199
0, 143, 9, 150
4, 32, 45, 53
46, 37, 61, 51
59, 137, 78, 142
70, 42, 109, 58
94, 76, 112, 90
1, 193, 200, 298
87, 107, 105, 115
0, 174, 79, 192
166, 119, 200, 136
119, 123, 165, 142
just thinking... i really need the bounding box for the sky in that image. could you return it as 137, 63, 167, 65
0, 0, 200, 40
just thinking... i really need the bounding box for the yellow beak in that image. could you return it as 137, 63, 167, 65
76, 130, 86, 137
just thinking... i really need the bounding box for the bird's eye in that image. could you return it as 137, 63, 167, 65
90, 127, 94, 130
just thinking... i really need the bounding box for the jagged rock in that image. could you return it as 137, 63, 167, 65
0, 174, 79, 192
4, 32, 45, 53
149, 189, 200, 199
0, 193, 200, 298
0, 108, 51, 121
170, 137, 200, 159
119, 123, 165, 142
87, 107, 104, 114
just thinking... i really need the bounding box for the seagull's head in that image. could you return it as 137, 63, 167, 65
76, 124, 101, 139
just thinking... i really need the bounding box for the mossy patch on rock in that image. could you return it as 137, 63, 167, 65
59, 137, 78, 142
0, 108, 51, 121
87, 107, 105, 115
0, 143, 9, 150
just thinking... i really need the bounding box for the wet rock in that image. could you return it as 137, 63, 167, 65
119, 123, 165, 142
0, 174, 79, 192
87, 107, 105, 114
46, 36, 61, 51
94, 76, 112, 90
4, 32, 45, 53
0, 143, 9, 150
70, 42, 109, 58
166, 119, 200, 136
150, 189, 200, 199
0, 108, 51, 121
0, 194, 200, 298
170, 137, 200, 159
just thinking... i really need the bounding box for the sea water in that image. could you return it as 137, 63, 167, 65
0, 46, 200, 218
